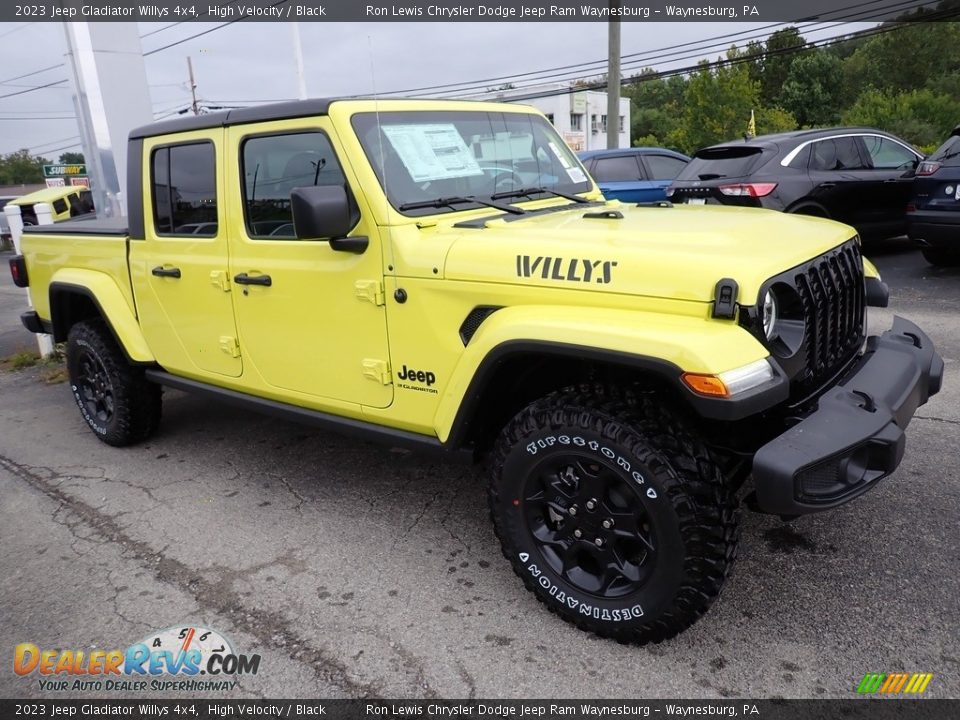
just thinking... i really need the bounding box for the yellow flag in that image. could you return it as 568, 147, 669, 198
747, 109, 757, 138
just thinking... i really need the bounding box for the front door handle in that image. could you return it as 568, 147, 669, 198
152, 266, 181, 278
233, 272, 272, 287
818, 182, 837, 189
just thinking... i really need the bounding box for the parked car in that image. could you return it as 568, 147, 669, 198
668, 128, 923, 241
907, 124, 960, 266
578, 148, 690, 203
9, 186, 95, 226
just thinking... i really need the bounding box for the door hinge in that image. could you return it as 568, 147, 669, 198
355, 279, 385, 306
361, 359, 392, 385
210, 270, 231, 292
219, 336, 241, 358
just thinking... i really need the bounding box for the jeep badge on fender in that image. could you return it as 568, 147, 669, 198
14, 97, 943, 644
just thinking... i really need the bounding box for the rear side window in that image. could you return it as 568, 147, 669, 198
677, 147, 765, 180
52, 198, 68, 214
151, 142, 217, 236
643, 154, 687, 180
241, 131, 347, 240
810, 138, 866, 171
861, 135, 917, 169
592, 155, 642, 182
929, 134, 960, 167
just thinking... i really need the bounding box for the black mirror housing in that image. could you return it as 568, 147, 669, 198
290, 185, 355, 240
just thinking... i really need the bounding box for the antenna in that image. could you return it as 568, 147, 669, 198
187, 56, 200, 115
368, 35, 398, 292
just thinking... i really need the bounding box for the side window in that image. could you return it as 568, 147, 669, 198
643, 154, 687, 180
241, 132, 347, 240
810, 138, 866, 172
52, 198, 68, 215
592, 155, 642, 182
151, 142, 217, 236
861, 136, 917, 170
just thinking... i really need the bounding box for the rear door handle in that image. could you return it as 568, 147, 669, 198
233, 272, 272, 287
818, 182, 837, 189
151, 266, 181, 278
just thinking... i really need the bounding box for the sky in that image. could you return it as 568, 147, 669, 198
0, 19, 876, 159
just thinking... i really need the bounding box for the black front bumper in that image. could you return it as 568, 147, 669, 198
751, 317, 943, 516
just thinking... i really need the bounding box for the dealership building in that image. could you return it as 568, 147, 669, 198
469, 83, 631, 151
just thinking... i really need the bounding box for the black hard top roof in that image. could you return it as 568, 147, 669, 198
129, 98, 339, 140
128, 96, 514, 140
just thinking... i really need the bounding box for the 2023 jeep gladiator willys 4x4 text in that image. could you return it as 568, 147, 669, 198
10, 99, 943, 643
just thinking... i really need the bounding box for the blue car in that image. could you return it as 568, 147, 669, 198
578, 148, 690, 203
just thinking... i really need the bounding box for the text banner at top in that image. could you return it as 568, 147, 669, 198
4, 0, 959, 23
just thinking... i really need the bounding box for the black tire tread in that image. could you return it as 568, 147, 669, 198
921, 247, 960, 267
67, 319, 161, 446
489, 384, 739, 644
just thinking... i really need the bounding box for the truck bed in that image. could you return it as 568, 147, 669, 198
19, 216, 135, 335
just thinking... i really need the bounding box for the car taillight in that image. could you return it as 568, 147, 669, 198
916, 161, 941, 176
718, 182, 778, 198
9, 255, 28, 288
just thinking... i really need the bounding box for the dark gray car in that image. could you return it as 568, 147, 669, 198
668, 128, 922, 241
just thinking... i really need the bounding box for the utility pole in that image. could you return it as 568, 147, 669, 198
292, 23, 308, 100
187, 56, 199, 115
606, 0, 621, 149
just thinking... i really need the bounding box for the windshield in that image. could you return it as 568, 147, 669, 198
352, 110, 591, 216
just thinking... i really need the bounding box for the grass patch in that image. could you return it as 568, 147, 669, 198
40, 367, 68, 385
3, 350, 40, 370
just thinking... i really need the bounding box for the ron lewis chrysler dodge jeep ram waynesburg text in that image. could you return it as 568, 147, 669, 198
10, 99, 943, 644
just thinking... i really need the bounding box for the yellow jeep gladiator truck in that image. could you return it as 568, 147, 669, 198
10, 99, 943, 643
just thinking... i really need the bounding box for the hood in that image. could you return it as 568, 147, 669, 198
441, 202, 856, 304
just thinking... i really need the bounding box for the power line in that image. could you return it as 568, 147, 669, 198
498, 6, 960, 105
0, 64, 65, 87
366, 0, 928, 100
143, 1, 286, 57
27, 135, 81, 152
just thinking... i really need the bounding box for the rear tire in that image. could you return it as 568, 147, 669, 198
921, 247, 960, 267
489, 386, 739, 644
66, 319, 161, 446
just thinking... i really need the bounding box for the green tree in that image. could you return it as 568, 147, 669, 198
755, 106, 798, 135
842, 23, 960, 97
58, 152, 85, 164
0, 150, 49, 185
760, 27, 807, 106
780, 51, 843, 127
622, 70, 687, 149
842, 88, 960, 151
668, 52, 760, 153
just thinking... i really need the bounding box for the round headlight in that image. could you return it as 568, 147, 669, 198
762, 289, 778, 341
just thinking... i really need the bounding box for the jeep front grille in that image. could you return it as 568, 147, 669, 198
793, 241, 865, 395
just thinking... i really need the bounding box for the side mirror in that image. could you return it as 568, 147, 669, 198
290, 185, 366, 253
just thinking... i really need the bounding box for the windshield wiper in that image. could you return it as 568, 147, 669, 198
398, 195, 525, 215
490, 186, 590, 204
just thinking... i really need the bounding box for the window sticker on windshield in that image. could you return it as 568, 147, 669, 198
566, 167, 587, 183
548, 141, 573, 169
382, 124, 484, 182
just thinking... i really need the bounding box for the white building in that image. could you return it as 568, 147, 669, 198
468, 83, 631, 151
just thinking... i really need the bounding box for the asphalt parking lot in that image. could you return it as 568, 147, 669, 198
0, 238, 957, 700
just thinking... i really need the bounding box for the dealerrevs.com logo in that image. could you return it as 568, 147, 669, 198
14, 625, 261, 692
857, 672, 934, 695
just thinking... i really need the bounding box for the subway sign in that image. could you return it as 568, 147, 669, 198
43, 164, 87, 178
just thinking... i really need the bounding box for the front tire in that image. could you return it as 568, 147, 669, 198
489, 387, 739, 644
921, 247, 960, 267
66, 319, 162, 446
